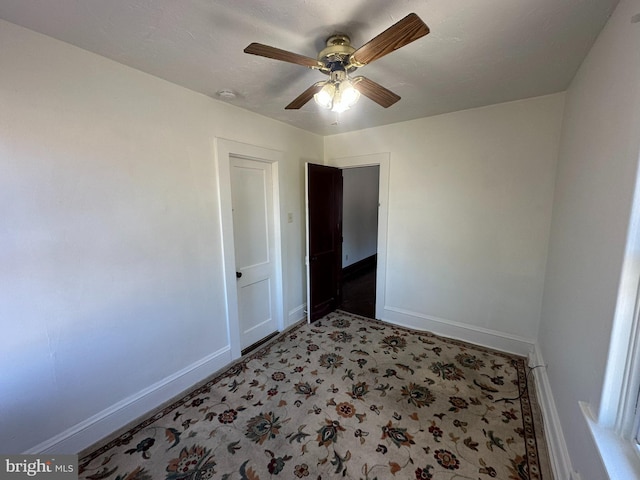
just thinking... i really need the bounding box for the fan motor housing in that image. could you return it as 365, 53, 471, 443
318, 34, 357, 72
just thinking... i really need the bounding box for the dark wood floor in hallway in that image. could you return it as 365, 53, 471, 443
340, 258, 376, 318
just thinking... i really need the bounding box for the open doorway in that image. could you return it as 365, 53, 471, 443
306, 153, 389, 322
340, 166, 379, 318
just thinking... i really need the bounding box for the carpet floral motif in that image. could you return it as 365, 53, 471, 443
79, 311, 551, 480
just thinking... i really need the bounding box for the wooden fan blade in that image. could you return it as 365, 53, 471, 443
285, 83, 324, 109
244, 43, 323, 69
353, 77, 401, 108
350, 13, 429, 67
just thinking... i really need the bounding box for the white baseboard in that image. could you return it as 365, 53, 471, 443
381, 305, 535, 356
26, 346, 232, 455
288, 303, 307, 326
529, 344, 574, 480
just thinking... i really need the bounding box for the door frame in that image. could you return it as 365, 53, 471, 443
215, 138, 284, 360
328, 153, 390, 319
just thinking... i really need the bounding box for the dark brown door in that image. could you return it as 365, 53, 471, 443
307, 163, 343, 322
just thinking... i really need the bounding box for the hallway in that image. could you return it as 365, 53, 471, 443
340, 258, 376, 318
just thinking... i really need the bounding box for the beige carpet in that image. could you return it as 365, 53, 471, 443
79, 311, 553, 479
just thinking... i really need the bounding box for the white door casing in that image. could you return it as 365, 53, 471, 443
215, 138, 284, 359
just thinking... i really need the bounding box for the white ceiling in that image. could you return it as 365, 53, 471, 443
0, 0, 619, 136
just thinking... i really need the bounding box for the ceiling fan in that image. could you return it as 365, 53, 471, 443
244, 13, 430, 112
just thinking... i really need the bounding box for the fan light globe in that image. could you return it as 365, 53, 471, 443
314, 73, 361, 113
314, 84, 335, 109
340, 81, 360, 107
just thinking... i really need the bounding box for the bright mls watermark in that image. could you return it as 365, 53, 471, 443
1, 455, 77, 480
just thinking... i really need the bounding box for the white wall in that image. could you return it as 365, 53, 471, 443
325, 94, 564, 347
342, 166, 379, 268
538, 0, 640, 478
0, 19, 322, 453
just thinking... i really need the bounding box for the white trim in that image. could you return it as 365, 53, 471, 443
529, 344, 574, 480
599, 268, 640, 432
381, 305, 534, 356
591, 146, 640, 479
328, 153, 390, 320
26, 346, 232, 454
214, 138, 285, 360
582, 401, 640, 480
304, 163, 311, 323
618, 282, 640, 439
288, 303, 307, 326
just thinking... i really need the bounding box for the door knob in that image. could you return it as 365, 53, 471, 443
236, 271, 242, 279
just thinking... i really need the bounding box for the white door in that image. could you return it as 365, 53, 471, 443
230, 156, 278, 349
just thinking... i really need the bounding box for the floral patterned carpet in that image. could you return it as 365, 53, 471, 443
79, 311, 552, 480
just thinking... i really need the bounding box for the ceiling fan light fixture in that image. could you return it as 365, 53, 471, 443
314, 71, 361, 113
244, 13, 429, 111
338, 80, 360, 108
314, 83, 335, 109
330, 82, 360, 113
